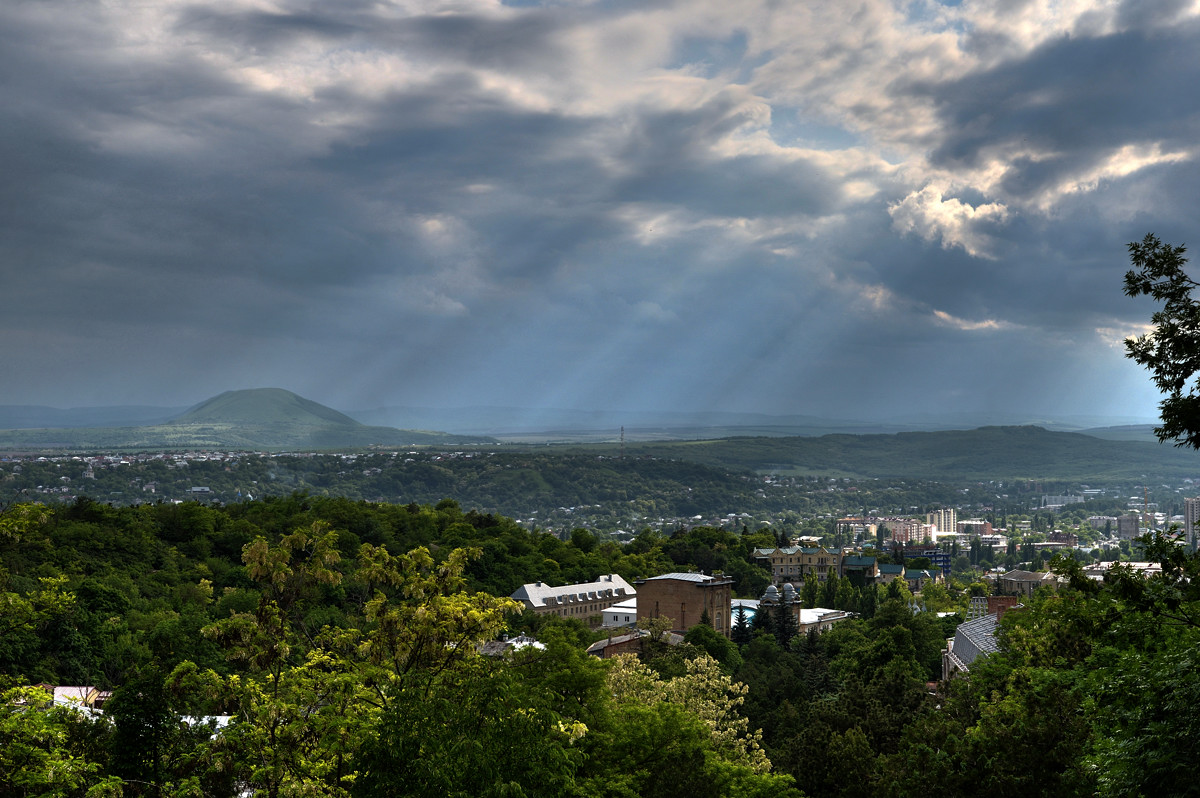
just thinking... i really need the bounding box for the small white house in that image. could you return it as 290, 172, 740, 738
600, 598, 638, 628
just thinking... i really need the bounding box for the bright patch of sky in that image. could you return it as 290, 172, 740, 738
769, 113, 863, 151
665, 30, 749, 78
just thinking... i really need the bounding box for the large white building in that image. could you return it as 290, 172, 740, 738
510, 574, 635, 619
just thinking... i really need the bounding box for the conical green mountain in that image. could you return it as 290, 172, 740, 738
174, 388, 361, 427
0, 388, 493, 450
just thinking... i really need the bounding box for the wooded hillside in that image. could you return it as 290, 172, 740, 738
2, 498, 1197, 796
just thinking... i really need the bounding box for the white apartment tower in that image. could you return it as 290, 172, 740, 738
1184, 497, 1200, 549
928, 508, 957, 536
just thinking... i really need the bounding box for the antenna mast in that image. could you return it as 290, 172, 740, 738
1144, 485, 1151, 535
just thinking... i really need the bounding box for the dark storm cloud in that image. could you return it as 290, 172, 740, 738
175, 2, 573, 71
174, 5, 362, 52
926, 18, 1200, 187
611, 100, 842, 218
0, 0, 1185, 420
384, 11, 571, 71
858, 10, 1199, 352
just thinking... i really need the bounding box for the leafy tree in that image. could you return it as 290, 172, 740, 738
1088, 630, 1200, 795
1123, 233, 1200, 447
570, 527, 597, 554
0, 686, 123, 797
858, 584, 878, 619
750, 602, 775, 638
606, 653, 771, 773
354, 656, 585, 798
0, 503, 49, 544
170, 530, 520, 797
821, 573, 839, 608
801, 574, 819, 608
106, 669, 174, 794
0, 575, 86, 685
685, 624, 743, 673
1105, 530, 1200, 629
580, 699, 800, 798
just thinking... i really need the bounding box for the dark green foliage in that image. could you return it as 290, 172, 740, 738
1123, 234, 1200, 448
684, 624, 742, 672
731, 606, 752, 645
750, 601, 775, 637
106, 668, 191, 795
354, 659, 584, 798
801, 574, 818, 608
7, 492, 1200, 797
1089, 633, 1200, 795
773, 602, 799, 648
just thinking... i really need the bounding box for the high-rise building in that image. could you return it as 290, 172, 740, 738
1184, 497, 1200, 549
928, 508, 957, 536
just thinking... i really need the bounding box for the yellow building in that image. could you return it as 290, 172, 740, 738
752, 545, 841, 585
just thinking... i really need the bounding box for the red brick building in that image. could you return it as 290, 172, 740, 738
635, 572, 734, 637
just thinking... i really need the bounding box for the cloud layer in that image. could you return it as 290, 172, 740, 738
2, 0, 1195, 423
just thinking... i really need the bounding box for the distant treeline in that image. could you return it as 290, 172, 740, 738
4, 448, 1169, 537
609, 424, 1200, 480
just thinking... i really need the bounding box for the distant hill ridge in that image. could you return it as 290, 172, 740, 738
613, 424, 1200, 480
176, 388, 361, 427
0, 388, 494, 450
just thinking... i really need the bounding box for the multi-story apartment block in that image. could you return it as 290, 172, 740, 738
1046, 530, 1079, 547
886, 519, 934, 544
1041, 494, 1084, 508
1184, 497, 1200, 549
957, 518, 993, 537
837, 517, 878, 541
927, 508, 957, 536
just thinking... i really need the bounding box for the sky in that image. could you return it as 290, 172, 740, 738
3, 0, 1198, 425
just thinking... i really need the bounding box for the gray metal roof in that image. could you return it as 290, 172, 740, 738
510, 574, 634, 609
952, 613, 1000, 670
638, 572, 731, 584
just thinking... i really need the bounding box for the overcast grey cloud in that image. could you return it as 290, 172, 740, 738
2, 0, 1193, 425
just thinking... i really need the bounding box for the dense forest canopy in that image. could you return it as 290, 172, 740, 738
2, 493, 1200, 796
